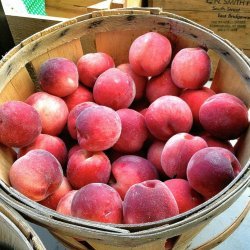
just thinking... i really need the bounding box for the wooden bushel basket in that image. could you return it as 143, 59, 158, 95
0, 7, 249, 250
0, 199, 46, 250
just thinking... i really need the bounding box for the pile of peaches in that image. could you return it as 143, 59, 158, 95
0, 32, 249, 225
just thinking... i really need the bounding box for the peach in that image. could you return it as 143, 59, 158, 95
161, 133, 207, 179
39, 176, 72, 210
180, 87, 215, 128
56, 190, 77, 216
76, 105, 121, 151
171, 47, 211, 89
147, 140, 166, 175
9, 149, 63, 201
117, 63, 147, 100
68, 144, 82, 159
39, 57, 79, 97
111, 155, 159, 199
0, 101, 42, 148
123, 180, 179, 224
18, 134, 68, 166
199, 93, 249, 140
200, 133, 234, 153
145, 96, 193, 141
93, 68, 136, 110
187, 147, 241, 199
26, 92, 69, 136
164, 179, 204, 213
146, 68, 181, 103
67, 149, 111, 189
112, 108, 148, 153
67, 101, 97, 140
71, 183, 123, 224
129, 32, 172, 76
63, 85, 93, 111
77, 52, 115, 88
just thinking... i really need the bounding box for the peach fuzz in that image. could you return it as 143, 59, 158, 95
39, 176, 72, 210
93, 68, 136, 110
187, 147, 241, 199
67, 101, 97, 140
76, 105, 121, 151
146, 68, 181, 103
67, 149, 111, 189
26, 92, 69, 136
147, 140, 166, 175
199, 93, 249, 140
0, 101, 42, 148
71, 183, 123, 224
161, 133, 207, 179
111, 155, 158, 199
171, 47, 211, 89
112, 108, 148, 153
180, 87, 215, 128
39, 57, 79, 97
145, 96, 193, 141
164, 179, 204, 213
18, 134, 68, 166
117, 63, 147, 100
63, 85, 93, 111
123, 180, 179, 224
9, 149, 63, 201
129, 32, 172, 77
77, 52, 115, 88
56, 190, 77, 216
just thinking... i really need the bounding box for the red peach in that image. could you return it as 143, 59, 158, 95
147, 140, 166, 175
187, 147, 241, 199
93, 68, 136, 110
77, 52, 115, 88
39, 57, 79, 97
67, 101, 98, 140
76, 105, 121, 151
56, 190, 77, 216
39, 176, 72, 210
161, 133, 207, 179
63, 85, 93, 111
26, 92, 69, 136
164, 179, 204, 213
71, 183, 123, 224
111, 155, 159, 199
199, 93, 249, 140
117, 63, 147, 100
129, 32, 172, 76
171, 47, 211, 89
123, 180, 179, 224
66, 149, 111, 189
68, 144, 82, 159
18, 134, 68, 166
145, 96, 193, 141
146, 68, 181, 103
180, 87, 215, 128
9, 149, 63, 201
112, 109, 148, 153
200, 133, 234, 153
0, 101, 42, 148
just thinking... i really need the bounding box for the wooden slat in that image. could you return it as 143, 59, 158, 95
0, 67, 35, 103
211, 58, 250, 106
0, 145, 16, 185
31, 39, 84, 76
